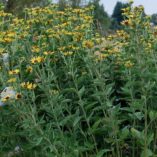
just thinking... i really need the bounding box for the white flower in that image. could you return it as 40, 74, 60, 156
8, 145, 23, 157
1, 87, 16, 99
2, 53, 9, 68
14, 145, 21, 153
0, 87, 17, 107
0, 100, 4, 107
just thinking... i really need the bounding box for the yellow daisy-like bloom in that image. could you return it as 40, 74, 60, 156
27, 83, 36, 90
31, 46, 40, 53
1, 95, 10, 102
43, 51, 54, 55
50, 89, 59, 95
121, 19, 132, 26
94, 51, 108, 61
124, 60, 134, 68
63, 51, 73, 56
9, 69, 20, 75
15, 93, 22, 99
3, 37, 13, 43
82, 40, 94, 49
26, 66, 33, 73
0, 48, 5, 54
30, 56, 45, 64
6, 31, 16, 37
7, 78, 17, 83
21, 82, 37, 90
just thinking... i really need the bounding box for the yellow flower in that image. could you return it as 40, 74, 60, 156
63, 51, 73, 56
82, 40, 94, 49
43, 51, 54, 55
15, 93, 22, 99
0, 48, 5, 54
26, 66, 33, 73
94, 51, 108, 61
125, 60, 134, 68
7, 78, 17, 83
3, 37, 13, 43
9, 69, 20, 75
27, 83, 36, 90
50, 89, 59, 95
30, 56, 45, 64
6, 31, 16, 37
21, 82, 37, 90
31, 46, 40, 53
121, 19, 132, 26
1, 95, 10, 102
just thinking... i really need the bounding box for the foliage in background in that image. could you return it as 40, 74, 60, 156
0, 0, 50, 15
88, 0, 111, 35
111, 1, 129, 30
151, 14, 157, 25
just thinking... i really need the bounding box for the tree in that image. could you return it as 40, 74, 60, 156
58, 0, 88, 9
58, 0, 67, 10
111, 1, 129, 29
2, 0, 50, 15
89, 0, 111, 35
69, 0, 81, 8
151, 14, 157, 25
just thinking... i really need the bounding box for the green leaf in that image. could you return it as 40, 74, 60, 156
121, 127, 129, 139
141, 149, 153, 157
149, 111, 154, 121
106, 101, 113, 107
147, 133, 154, 145
149, 111, 157, 121
106, 84, 114, 95
59, 115, 73, 126
134, 112, 144, 120
96, 149, 111, 157
73, 117, 82, 127
131, 128, 143, 139
35, 137, 43, 146
92, 119, 102, 130
78, 86, 85, 97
